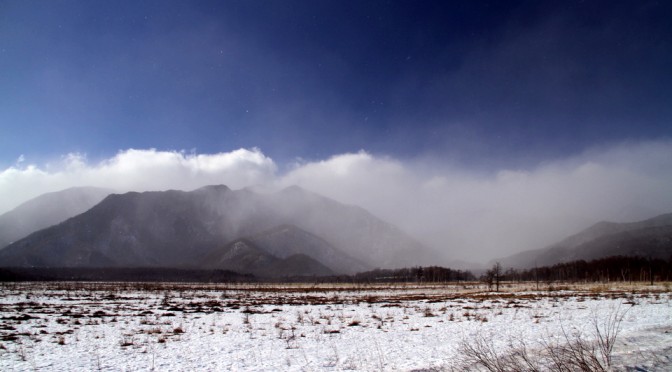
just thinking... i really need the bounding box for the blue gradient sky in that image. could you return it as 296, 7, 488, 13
2, 0, 671, 169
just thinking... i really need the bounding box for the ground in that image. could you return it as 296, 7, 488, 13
1, 281, 670, 371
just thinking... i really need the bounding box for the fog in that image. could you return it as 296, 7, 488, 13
2, 140, 672, 263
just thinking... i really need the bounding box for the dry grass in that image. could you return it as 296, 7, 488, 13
458, 305, 629, 371
0, 281, 667, 370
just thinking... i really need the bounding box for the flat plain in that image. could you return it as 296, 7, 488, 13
1, 281, 670, 371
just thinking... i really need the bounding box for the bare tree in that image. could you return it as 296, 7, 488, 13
483, 263, 502, 292
487, 262, 502, 292
484, 269, 494, 291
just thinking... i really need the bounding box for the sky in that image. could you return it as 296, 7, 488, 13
1, 1, 672, 263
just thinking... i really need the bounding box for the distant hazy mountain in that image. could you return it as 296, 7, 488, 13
0, 187, 112, 249
244, 224, 369, 274
266, 186, 439, 268
496, 213, 672, 269
201, 239, 336, 277
0, 185, 436, 276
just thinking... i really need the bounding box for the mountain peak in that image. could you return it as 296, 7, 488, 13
193, 185, 231, 193
280, 185, 306, 194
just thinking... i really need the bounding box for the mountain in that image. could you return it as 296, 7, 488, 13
244, 224, 369, 274
0, 187, 112, 249
202, 239, 335, 277
496, 213, 672, 269
0, 186, 247, 268
266, 186, 439, 268
0, 185, 437, 276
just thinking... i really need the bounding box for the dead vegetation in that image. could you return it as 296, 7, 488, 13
0, 281, 669, 370
458, 305, 629, 371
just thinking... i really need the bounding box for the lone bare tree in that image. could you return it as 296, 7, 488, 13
485, 262, 502, 292
493, 262, 502, 291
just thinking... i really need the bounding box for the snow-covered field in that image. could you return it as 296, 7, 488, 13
1, 282, 670, 371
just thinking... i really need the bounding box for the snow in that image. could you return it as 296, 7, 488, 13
0, 282, 670, 371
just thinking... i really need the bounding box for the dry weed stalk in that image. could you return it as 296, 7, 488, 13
459, 304, 628, 371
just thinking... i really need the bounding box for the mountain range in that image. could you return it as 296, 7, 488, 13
495, 213, 672, 269
1, 185, 670, 276
0, 187, 111, 249
0, 185, 438, 276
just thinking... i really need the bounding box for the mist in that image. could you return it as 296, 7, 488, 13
2, 140, 672, 263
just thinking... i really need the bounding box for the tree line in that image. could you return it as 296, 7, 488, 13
351, 266, 476, 283
482, 255, 672, 289
2, 256, 668, 284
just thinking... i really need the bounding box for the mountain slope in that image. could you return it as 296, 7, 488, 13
566, 225, 672, 262
200, 239, 277, 274
202, 239, 335, 277
0, 186, 264, 268
0, 185, 435, 274
247, 224, 369, 274
497, 213, 672, 269
0, 187, 112, 249
265, 186, 438, 268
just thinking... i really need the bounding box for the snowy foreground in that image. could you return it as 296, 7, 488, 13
1, 282, 671, 371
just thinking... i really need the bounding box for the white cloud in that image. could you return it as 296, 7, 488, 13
278, 141, 672, 263
0, 148, 276, 214
2, 141, 672, 263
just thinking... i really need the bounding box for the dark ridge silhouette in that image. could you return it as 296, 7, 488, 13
496, 213, 672, 269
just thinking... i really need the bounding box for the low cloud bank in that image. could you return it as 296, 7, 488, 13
0, 148, 276, 211
3, 141, 672, 263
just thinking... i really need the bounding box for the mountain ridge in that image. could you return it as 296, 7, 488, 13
0, 185, 437, 276
495, 213, 672, 269
0, 187, 112, 249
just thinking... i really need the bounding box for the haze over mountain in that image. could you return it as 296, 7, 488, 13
0, 187, 112, 249
496, 213, 672, 269
201, 239, 336, 278
0, 185, 437, 276
241, 224, 369, 274
3, 2, 672, 265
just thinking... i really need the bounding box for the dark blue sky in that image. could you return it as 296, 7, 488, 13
2, 0, 671, 169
